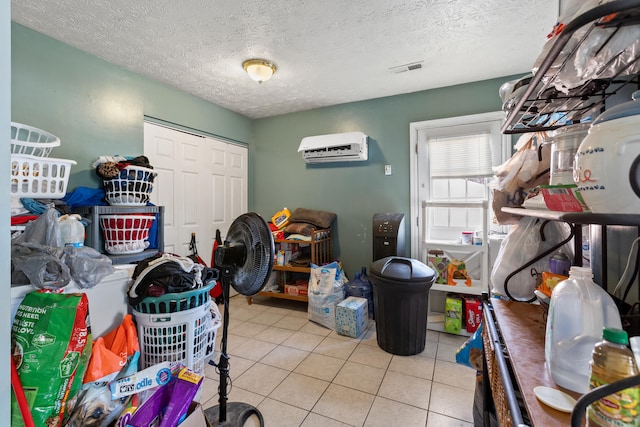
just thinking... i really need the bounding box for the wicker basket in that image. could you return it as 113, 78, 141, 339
482, 320, 514, 427
10, 154, 76, 199
103, 165, 157, 206
99, 214, 155, 254
11, 122, 61, 157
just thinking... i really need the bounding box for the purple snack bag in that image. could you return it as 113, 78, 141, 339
159, 367, 203, 427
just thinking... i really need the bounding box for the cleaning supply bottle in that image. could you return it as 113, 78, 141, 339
59, 214, 85, 247
272, 207, 291, 229
587, 328, 640, 427
545, 266, 621, 393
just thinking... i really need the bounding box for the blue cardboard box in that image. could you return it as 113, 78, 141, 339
335, 296, 368, 338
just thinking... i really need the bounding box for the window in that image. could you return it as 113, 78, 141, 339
409, 112, 510, 257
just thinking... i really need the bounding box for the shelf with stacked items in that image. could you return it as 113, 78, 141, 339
500, 0, 640, 134
422, 201, 489, 336
247, 228, 333, 304
75, 205, 165, 264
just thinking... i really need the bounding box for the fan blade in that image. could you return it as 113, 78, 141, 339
218, 212, 275, 296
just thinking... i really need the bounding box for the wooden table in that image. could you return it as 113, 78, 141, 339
485, 298, 582, 426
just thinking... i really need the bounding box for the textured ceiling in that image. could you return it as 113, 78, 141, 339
11, 0, 559, 119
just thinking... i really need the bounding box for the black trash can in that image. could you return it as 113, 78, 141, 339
369, 256, 435, 356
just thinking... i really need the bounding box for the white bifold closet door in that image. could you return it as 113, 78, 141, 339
143, 121, 248, 263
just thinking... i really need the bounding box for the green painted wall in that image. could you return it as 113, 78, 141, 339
11, 21, 521, 278
11, 23, 253, 191
253, 77, 517, 277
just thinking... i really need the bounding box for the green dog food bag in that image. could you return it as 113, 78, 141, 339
11, 291, 92, 427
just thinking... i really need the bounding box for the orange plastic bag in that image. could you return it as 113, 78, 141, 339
68, 314, 140, 426
84, 314, 139, 383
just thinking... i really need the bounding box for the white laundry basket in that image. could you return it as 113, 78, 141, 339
11, 122, 61, 157
133, 300, 221, 375
10, 154, 76, 199
103, 165, 157, 206
99, 214, 155, 254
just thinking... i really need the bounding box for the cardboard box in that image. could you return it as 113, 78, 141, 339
464, 297, 482, 333
284, 283, 308, 296
541, 184, 589, 212
428, 250, 449, 284
335, 296, 368, 338
444, 294, 462, 334
180, 402, 209, 427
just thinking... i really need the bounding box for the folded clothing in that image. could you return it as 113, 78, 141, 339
284, 222, 316, 236
289, 208, 336, 229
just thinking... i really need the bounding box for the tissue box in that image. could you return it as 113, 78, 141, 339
335, 296, 368, 338
444, 294, 463, 334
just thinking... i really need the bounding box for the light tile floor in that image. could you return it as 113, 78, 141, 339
199, 295, 477, 427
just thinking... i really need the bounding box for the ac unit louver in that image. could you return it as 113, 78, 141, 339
298, 131, 368, 163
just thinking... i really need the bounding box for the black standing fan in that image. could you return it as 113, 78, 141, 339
204, 212, 274, 427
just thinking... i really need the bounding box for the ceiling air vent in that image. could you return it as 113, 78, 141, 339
390, 61, 424, 74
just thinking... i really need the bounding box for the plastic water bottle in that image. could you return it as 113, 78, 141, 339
545, 266, 621, 393
59, 214, 85, 248
360, 267, 374, 319
587, 328, 639, 427
345, 272, 374, 319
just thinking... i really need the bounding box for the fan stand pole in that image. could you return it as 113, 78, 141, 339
204, 273, 265, 427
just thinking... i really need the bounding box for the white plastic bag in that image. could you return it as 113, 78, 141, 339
308, 262, 346, 330
491, 216, 573, 301
490, 133, 551, 224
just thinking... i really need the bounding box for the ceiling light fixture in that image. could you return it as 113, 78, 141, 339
242, 59, 276, 84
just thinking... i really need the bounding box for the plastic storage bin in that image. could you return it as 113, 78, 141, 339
99, 214, 155, 254
133, 301, 221, 375
369, 256, 435, 355
103, 165, 157, 206
10, 122, 61, 157
10, 154, 76, 199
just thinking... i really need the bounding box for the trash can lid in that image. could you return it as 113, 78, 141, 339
370, 256, 435, 284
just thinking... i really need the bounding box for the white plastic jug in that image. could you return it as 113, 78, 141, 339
545, 266, 621, 393
59, 214, 85, 248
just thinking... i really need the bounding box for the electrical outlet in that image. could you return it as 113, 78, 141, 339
384, 164, 392, 175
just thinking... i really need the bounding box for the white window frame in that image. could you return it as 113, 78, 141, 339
409, 111, 510, 258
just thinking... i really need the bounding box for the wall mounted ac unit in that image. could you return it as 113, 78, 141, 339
298, 131, 368, 163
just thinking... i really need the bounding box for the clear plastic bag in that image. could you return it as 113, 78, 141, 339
491, 216, 573, 301
11, 207, 115, 289
61, 246, 116, 289
11, 242, 71, 288
490, 133, 551, 224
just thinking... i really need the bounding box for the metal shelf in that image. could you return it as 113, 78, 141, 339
501, 207, 640, 226
501, 0, 640, 134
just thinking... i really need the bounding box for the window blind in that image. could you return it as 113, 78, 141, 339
427, 132, 494, 178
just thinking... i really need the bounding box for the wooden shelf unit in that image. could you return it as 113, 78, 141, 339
247, 228, 333, 304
